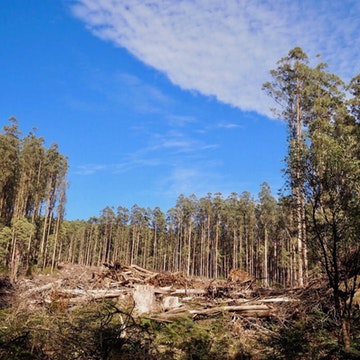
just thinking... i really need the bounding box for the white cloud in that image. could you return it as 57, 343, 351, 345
71, 0, 360, 116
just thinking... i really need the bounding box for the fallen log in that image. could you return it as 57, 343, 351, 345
147, 304, 273, 322
154, 287, 173, 294
189, 304, 271, 316
147, 308, 190, 322
129, 264, 156, 275
170, 289, 207, 296
53, 288, 130, 304
58, 288, 128, 297
22, 280, 63, 296
259, 297, 298, 303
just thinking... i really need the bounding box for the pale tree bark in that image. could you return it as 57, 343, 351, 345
264, 228, 269, 287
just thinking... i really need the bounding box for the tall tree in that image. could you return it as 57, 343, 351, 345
265, 48, 360, 348
39, 144, 68, 268
257, 182, 277, 287
305, 70, 359, 349
224, 192, 242, 270
99, 206, 116, 265
263, 47, 311, 286
0, 118, 68, 277
129, 205, 149, 265
13, 131, 45, 220
115, 206, 130, 265
0, 117, 21, 227
150, 206, 166, 271
348, 74, 360, 121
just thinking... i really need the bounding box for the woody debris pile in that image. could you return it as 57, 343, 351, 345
6, 262, 311, 325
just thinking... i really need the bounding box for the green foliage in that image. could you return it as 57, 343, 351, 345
262, 306, 360, 360
0, 301, 241, 360
145, 316, 238, 359
163, 318, 213, 359
1, 291, 359, 359
0, 227, 11, 267
0, 118, 68, 277
0, 308, 47, 359
265, 320, 313, 359
0, 300, 156, 360
264, 47, 360, 347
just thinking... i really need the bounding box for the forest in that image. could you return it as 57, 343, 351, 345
0, 48, 359, 359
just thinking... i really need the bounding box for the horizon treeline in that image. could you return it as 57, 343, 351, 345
0, 116, 298, 283
61, 187, 302, 286
0, 120, 304, 286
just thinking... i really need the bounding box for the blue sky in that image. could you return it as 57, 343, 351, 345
1, 0, 359, 220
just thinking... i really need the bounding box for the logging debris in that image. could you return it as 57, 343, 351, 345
12, 263, 320, 323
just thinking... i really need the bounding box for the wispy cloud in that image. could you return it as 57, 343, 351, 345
74, 164, 108, 175
74, 127, 218, 176
164, 167, 211, 198
102, 71, 174, 114
216, 121, 241, 129
150, 130, 198, 153
165, 114, 196, 127
115, 74, 172, 110
159, 164, 242, 201
71, 0, 360, 117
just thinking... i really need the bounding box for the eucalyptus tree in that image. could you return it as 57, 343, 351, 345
39, 144, 68, 268
238, 191, 256, 276
263, 47, 314, 286
99, 206, 116, 265
173, 195, 186, 273
12, 131, 45, 219
304, 69, 360, 349
166, 206, 180, 272
0, 226, 11, 269
265, 48, 360, 348
275, 195, 295, 287
17, 131, 46, 267
348, 74, 360, 121
224, 192, 242, 270
0, 117, 20, 226
0, 119, 68, 276
85, 216, 100, 266
176, 194, 198, 275
115, 206, 130, 264
63, 220, 87, 264
150, 206, 166, 271
210, 192, 224, 278
50, 176, 67, 271
9, 217, 35, 281
257, 182, 277, 287
223, 192, 254, 273
129, 204, 150, 266
197, 194, 214, 277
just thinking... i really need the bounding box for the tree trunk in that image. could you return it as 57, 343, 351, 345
10, 230, 18, 283
342, 318, 351, 349
187, 221, 192, 276
264, 228, 269, 287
